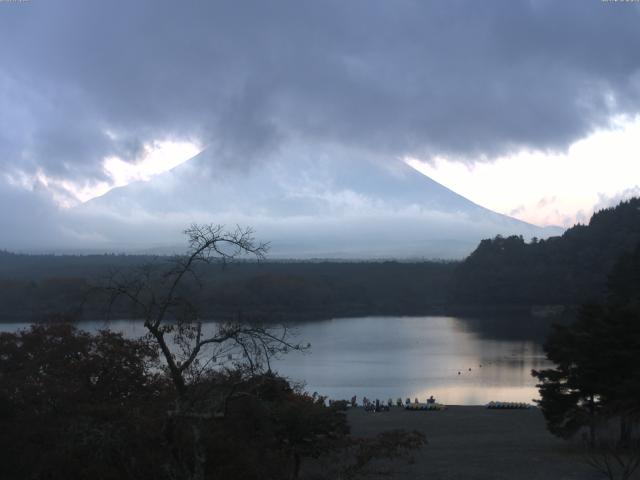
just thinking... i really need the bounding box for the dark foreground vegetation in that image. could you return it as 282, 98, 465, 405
1, 198, 640, 323
0, 324, 425, 480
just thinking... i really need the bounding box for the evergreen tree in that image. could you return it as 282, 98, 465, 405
533, 242, 640, 443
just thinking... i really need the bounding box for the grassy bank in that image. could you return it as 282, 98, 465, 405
345, 406, 603, 479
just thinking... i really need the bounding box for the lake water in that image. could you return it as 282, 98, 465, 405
0, 315, 553, 405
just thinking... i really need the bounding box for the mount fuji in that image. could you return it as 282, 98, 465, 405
76, 147, 561, 259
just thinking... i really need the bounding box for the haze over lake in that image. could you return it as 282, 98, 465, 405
1, 316, 552, 405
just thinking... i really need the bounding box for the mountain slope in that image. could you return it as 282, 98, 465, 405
78, 148, 560, 258
451, 198, 640, 305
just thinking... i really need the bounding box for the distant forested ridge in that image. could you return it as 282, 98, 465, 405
451, 198, 640, 307
0, 255, 454, 322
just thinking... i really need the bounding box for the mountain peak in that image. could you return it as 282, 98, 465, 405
77, 148, 561, 258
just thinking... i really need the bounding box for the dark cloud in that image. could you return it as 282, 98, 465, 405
0, 181, 67, 250
1, 0, 640, 184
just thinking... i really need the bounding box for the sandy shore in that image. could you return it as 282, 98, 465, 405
346, 406, 607, 480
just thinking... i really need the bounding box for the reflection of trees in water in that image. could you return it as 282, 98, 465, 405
447, 316, 555, 388
452, 315, 560, 344
481, 355, 550, 385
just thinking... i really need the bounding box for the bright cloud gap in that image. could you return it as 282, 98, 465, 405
61, 140, 202, 206
406, 116, 640, 228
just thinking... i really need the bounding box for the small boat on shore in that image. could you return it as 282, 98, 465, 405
486, 401, 531, 409
405, 402, 446, 411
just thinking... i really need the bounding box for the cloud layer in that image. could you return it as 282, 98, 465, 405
2, 0, 640, 187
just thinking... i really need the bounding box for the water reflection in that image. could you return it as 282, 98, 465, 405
451, 315, 556, 343
0, 316, 554, 405
271, 316, 552, 405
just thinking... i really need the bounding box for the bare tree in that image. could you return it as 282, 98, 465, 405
105, 224, 306, 480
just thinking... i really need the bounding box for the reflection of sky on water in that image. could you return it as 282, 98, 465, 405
0, 316, 553, 405
271, 316, 552, 405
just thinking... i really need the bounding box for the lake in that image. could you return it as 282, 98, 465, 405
0, 315, 553, 405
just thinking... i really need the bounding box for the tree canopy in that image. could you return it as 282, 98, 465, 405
533, 241, 640, 443
453, 198, 640, 306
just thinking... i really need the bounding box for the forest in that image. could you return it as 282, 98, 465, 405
450, 198, 640, 307
0, 198, 639, 323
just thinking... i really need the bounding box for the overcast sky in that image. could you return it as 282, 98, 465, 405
1, 0, 640, 240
